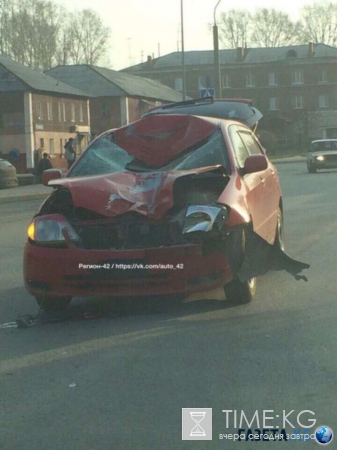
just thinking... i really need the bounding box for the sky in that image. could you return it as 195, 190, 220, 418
55, 0, 316, 70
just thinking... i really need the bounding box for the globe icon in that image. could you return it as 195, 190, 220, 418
315, 426, 333, 445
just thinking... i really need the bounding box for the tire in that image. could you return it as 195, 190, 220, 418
224, 276, 256, 303
307, 162, 317, 173
274, 207, 285, 251
35, 296, 72, 312
224, 228, 257, 303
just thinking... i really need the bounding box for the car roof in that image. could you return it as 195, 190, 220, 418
143, 97, 263, 128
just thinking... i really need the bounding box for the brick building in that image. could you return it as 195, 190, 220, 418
0, 56, 91, 173
46, 65, 184, 136
123, 44, 337, 151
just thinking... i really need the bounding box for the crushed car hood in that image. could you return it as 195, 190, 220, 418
113, 114, 217, 166
49, 165, 226, 219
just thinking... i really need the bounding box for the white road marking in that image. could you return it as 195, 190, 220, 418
0, 322, 18, 329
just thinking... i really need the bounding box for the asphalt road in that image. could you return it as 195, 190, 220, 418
0, 163, 336, 450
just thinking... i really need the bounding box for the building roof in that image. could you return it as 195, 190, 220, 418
0, 56, 90, 97
46, 65, 184, 102
123, 44, 337, 72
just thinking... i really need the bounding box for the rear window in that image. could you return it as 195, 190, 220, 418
311, 141, 337, 151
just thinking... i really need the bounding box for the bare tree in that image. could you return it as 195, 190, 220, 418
55, 24, 73, 66
1, 1, 110, 69
10, 5, 29, 65
8, 0, 61, 70
66, 13, 84, 65
68, 9, 110, 65
35, 1, 61, 70
0, 0, 13, 56
218, 9, 251, 48
251, 8, 301, 47
299, 1, 337, 46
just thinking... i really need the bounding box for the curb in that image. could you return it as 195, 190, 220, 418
0, 193, 51, 204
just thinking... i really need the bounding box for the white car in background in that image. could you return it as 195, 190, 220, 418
307, 139, 337, 173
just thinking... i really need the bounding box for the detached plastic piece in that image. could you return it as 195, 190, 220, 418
237, 228, 310, 282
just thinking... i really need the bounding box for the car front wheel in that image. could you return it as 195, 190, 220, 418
35, 296, 72, 312
224, 228, 257, 303
224, 276, 257, 303
274, 207, 285, 251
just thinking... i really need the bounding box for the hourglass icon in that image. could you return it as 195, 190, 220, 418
189, 411, 206, 436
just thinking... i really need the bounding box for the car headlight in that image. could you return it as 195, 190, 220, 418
182, 205, 229, 234
27, 214, 80, 245
316, 155, 325, 161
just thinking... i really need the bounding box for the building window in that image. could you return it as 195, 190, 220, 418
49, 138, 54, 155
319, 94, 328, 108
71, 103, 75, 122
293, 95, 304, 109
318, 69, 328, 84
198, 75, 213, 90
40, 138, 44, 149
62, 103, 66, 121
269, 97, 279, 111
222, 74, 230, 88
246, 73, 255, 87
268, 73, 277, 86
47, 102, 53, 120
101, 103, 110, 118
58, 103, 62, 121
291, 69, 304, 85
37, 101, 43, 119
79, 104, 84, 122
174, 78, 183, 91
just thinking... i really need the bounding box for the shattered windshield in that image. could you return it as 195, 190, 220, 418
69, 135, 134, 177
68, 129, 229, 177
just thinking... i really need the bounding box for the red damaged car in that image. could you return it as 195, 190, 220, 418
24, 98, 308, 311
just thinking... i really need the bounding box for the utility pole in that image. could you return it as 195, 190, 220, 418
213, 0, 223, 99
181, 0, 186, 100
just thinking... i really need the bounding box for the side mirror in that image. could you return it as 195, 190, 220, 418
42, 169, 63, 186
244, 154, 268, 174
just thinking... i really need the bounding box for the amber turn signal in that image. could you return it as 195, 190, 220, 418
27, 222, 35, 241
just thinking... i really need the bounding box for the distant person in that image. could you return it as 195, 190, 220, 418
36, 152, 52, 183
64, 138, 76, 169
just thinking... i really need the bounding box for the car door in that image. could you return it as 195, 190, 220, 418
238, 130, 278, 242
229, 125, 276, 242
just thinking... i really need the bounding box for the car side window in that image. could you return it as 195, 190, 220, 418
238, 131, 263, 156
230, 127, 250, 168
